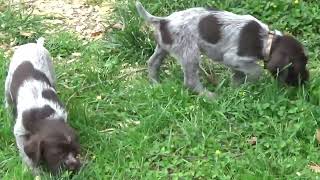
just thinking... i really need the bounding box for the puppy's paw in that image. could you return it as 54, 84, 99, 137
149, 78, 160, 85
199, 90, 216, 100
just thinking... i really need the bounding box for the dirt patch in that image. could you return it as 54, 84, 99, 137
12, 0, 119, 40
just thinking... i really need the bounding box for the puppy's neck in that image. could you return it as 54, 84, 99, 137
264, 30, 282, 61
26, 117, 66, 135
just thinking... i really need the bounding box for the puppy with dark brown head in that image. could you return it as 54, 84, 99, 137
136, 2, 309, 98
267, 35, 309, 86
4, 38, 81, 175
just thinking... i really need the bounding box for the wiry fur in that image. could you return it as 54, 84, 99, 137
136, 2, 309, 98
4, 38, 81, 175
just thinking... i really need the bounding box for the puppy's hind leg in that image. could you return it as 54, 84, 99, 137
148, 44, 168, 84
180, 53, 216, 99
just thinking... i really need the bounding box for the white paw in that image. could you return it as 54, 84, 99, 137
149, 78, 160, 84
200, 90, 216, 100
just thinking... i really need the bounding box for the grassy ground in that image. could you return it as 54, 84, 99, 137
1, 0, 320, 179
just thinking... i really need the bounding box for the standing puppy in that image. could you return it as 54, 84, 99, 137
136, 2, 309, 98
5, 38, 81, 174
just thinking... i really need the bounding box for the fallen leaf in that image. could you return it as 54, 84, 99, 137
316, 129, 320, 143
43, 19, 64, 25
309, 163, 320, 173
20, 31, 35, 37
112, 23, 123, 30
248, 136, 257, 145
71, 52, 81, 57
91, 30, 103, 37
99, 128, 115, 133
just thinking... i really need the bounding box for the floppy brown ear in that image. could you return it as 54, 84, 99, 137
267, 51, 290, 74
22, 105, 55, 132
24, 135, 42, 165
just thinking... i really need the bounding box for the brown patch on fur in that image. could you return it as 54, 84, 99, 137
42, 89, 64, 107
24, 134, 42, 165
238, 20, 263, 59
22, 106, 80, 174
10, 61, 52, 116
267, 35, 309, 86
22, 105, 55, 132
198, 14, 221, 44
159, 20, 173, 44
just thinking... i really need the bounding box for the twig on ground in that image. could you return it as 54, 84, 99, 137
116, 67, 147, 80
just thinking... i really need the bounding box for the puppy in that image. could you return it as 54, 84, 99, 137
4, 38, 81, 174
136, 2, 309, 98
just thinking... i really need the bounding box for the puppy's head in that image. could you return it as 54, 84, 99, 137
23, 107, 81, 174
267, 35, 309, 86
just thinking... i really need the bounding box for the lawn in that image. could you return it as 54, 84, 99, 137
1, 0, 320, 179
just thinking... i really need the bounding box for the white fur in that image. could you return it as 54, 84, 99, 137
136, 2, 284, 97
4, 38, 67, 174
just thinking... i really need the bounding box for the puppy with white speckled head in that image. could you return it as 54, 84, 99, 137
136, 1, 309, 98
4, 38, 81, 175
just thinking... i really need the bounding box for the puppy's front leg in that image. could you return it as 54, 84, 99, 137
237, 62, 262, 82
15, 134, 40, 175
223, 53, 262, 85
148, 45, 168, 84
181, 56, 215, 99
232, 70, 246, 86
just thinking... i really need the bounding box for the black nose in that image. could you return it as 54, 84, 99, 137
67, 160, 81, 171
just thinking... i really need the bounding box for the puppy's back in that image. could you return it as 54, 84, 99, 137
8, 38, 56, 89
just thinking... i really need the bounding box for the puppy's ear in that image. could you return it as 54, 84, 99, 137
22, 105, 55, 131
267, 51, 290, 74
24, 135, 42, 165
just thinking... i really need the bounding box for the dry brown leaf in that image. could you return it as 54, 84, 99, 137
20, 31, 35, 37
91, 31, 103, 37
248, 137, 257, 145
309, 163, 320, 173
316, 129, 320, 144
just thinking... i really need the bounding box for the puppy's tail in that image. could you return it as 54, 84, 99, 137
36, 37, 45, 47
136, 1, 163, 23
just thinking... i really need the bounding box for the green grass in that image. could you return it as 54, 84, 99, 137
1, 0, 320, 179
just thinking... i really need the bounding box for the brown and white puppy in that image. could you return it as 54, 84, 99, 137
136, 2, 309, 98
4, 38, 81, 174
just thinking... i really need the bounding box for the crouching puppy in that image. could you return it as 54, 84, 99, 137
4, 38, 81, 175
136, 2, 309, 98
